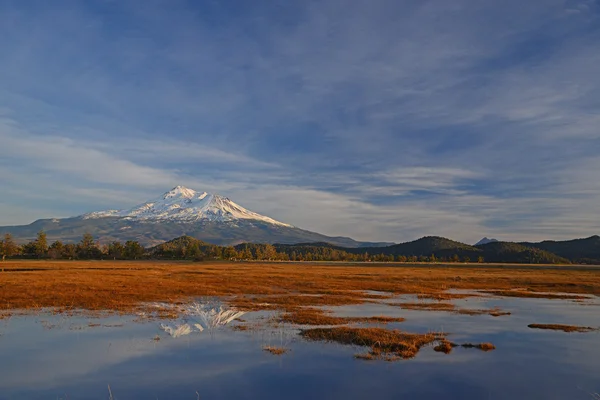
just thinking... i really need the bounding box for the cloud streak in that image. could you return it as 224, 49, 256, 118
0, 0, 599, 243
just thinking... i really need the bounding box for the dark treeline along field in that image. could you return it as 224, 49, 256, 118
1, 231, 599, 264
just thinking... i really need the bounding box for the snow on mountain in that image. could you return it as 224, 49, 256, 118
82, 186, 292, 227
475, 237, 499, 246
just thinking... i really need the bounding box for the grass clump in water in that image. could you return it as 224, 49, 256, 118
433, 340, 455, 354
281, 308, 405, 326
484, 290, 588, 300
300, 326, 443, 360
527, 324, 597, 333
263, 345, 289, 355
461, 342, 496, 351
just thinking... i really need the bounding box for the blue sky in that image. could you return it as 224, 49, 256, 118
1, 0, 599, 244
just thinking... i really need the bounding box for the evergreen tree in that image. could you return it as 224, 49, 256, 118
1, 233, 19, 260
21, 241, 37, 257
34, 230, 48, 258
262, 244, 277, 260
62, 243, 77, 259
48, 241, 64, 259
123, 240, 144, 259
222, 246, 237, 259
77, 233, 102, 259
108, 241, 125, 259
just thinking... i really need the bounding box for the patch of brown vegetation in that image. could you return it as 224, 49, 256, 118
527, 324, 597, 333
263, 345, 288, 355
358, 315, 405, 324
417, 292, 477, 301
231, 325, 249, 331
457, 308, 511, 317
392, 302, 511, 317
433, 340, 456, 354
484, 290, 589, 300
280, 308, 405, 326
300, 327, 443, 360
354, 352, 375, 360
394, 302, 456, 311
489, 310, 512, 317
0, 261, 598, 318
0, 312, 12, 320
461, 342, 496, 351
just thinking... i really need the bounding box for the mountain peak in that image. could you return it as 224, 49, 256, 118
475, 237, 499, 246
82, 186, 292, 227
163, 186, 202, 200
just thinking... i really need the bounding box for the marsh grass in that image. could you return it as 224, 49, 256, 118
1, 261, 598, 318
460, 342, 496, 351
280, 308, 405, 326
433, 340, 455, 354
484, 290, 589, 300
390, 302, 511, 317
527, 324, 597, 333
300, 327, 443, 360
263, 345, 289, 355
393, 302, 456, 311
232, 325, 249, 331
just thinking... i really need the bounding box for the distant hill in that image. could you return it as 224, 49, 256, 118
519, 235, 600, 264
360, 236, 479, 257
268, 236, 573, 264
475, 237, 499, 246
475, 241, 570, 264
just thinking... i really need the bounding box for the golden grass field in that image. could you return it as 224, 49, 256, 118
1, 260, 599, 315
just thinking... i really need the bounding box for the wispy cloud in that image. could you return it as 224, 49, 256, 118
0, 0, 598, 243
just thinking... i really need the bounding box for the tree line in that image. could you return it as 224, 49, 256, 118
0, 232, 144, 260
0, 232, 485, 263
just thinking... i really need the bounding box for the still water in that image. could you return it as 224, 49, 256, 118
0, 294, 598, 399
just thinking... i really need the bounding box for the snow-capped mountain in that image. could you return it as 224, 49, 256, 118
0, 186, 393, 247
82, 186, 291, 227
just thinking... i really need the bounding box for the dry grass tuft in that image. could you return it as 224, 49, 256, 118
527, 324, 597, 333
393, 302, 511, 317
358, 315, 405, 324
461, 342, 496, 351
263, 345, 289, 355
484, 290, 589, 300
457, 308, 512, 317
280, 308, 405, 326
433, 340, 455, 354
489, 310, 512, 317
300, 326, 443, 360
417, 293, 477, 301
394, 302, 456, 311
231, 325, 249, 331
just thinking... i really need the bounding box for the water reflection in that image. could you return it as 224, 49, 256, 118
155, 301, 246, 337
0, 295, 598, 399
